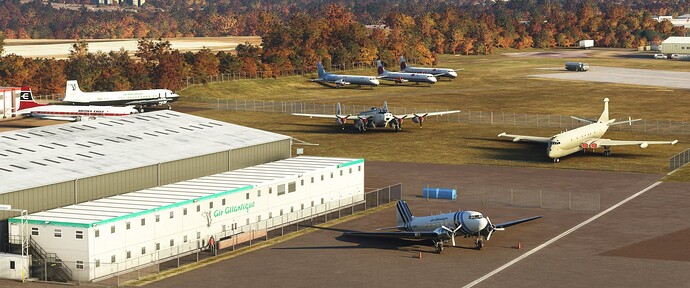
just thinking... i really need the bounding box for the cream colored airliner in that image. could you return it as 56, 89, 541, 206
498, 98, 678, 162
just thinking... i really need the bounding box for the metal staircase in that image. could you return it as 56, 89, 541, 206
28, 237, 72, 282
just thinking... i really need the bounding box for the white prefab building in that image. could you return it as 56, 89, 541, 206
661, 37, 690, 54
9, 156, 364, 282
0, 87, 20, 118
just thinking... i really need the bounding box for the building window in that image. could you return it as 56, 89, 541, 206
301, 204, 304, 210
170, 239, 174, 247
257, 215, 261, 222
246, 192, 250, 200
269, 212, 272, 219
331, 172, 334, 178
301, 179, 304, 186
222, 199, 226, 206
222, 225, 226, 232
291, 206, 294, 213
277, 184, 286, 195
358, 166, 361, 171
95, 260, 100, 268
9, 261, 15, 270
126, 251, 131, 259
141, 218, 146, 226
340, 170, 343, 176
321, 175, 324, 181
31, 227, 38, 236
246, 218, 249, 225
311, 177, 314, 183
141, 247, 146, 255
111, 255, 116, 263
76, 261, 84, 269
197, 205, 201, 212
183, 208, 187, 216
258, 190, 261, 197
170, 211, 174, 219
349, 168, 352, 174
76, 231, 84, 240
111, 226, 115, 234
95, 230, 100, 238
54, 229, 62, 238
280, 209, 283, 216
184, 235, 188, 243
209, 202, 214, 209
197, 232, 201, 239
156, 243, 160, 250
126, 222, 131, 230
156, 214, 160, 222
321, 198, 324, 204
288, 182, 296, 193
269, 187, 273, 194
311, 201, 314, 207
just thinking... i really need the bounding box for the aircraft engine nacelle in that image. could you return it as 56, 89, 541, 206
581, 140, 598, 149
412, 113, 427, 128
640, 142, 648, 148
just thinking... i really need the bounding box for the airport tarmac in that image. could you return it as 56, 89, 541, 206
532, 66, 690, 90
135, 162, 690, 288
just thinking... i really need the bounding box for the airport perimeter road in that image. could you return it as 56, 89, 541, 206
531, 66, 690, 90
140, 162, 690, 288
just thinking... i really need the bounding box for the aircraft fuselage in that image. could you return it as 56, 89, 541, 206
323, 74, 380, 87
548, 123, 609, 159
405, 211, 488, 239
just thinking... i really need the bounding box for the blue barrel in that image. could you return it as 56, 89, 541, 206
422, 187, 457, 200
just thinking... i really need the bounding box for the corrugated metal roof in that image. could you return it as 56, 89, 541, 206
11, 156, 363, 228
0, 110, 291, 194
662, 36, 690, 44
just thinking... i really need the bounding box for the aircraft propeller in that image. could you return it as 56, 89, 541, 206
412, 113, 428, 128
335, 114, 351, 130
480, 217, 504, 241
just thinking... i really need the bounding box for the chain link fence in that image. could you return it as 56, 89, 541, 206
61, 184, 402, 286
179, 97, 690, 137
669, 148, 690, 172
456, 185, 601, 211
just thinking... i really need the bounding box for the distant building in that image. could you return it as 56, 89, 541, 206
660, 37, 690, 54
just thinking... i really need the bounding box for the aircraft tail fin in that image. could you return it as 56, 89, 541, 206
376, 60, 386, 75
64, 80, 83, 101
399, 56, 407, 70
336, 102, 342, 115
395, 200, 414, 227
17, 87, 44, 110
597, 98, 609, 123
317, 62, 327, 79
383, 101, 388, 112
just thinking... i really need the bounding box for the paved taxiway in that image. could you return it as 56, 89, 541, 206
532, 66, 690, 90
135, 162, 690, 288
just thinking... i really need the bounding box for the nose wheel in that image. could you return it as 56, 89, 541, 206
475, 238, 484, 250
434, 241, 444, 254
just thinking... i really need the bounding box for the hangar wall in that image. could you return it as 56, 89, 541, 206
0, 138, 291, 252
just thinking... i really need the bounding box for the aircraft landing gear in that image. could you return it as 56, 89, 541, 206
434, 241, 444, 254
475, 238, 484, 250
603, 146, 611, 156
553, 158, 560, 163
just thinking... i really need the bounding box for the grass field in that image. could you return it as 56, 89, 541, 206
177, 47, 690, 178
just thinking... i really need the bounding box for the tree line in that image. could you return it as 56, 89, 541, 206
0, 0, 687, 94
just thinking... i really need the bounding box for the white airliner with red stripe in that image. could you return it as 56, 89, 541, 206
498, 98, 678, 162
344, 200, 541, 253
16, 87, 138, 121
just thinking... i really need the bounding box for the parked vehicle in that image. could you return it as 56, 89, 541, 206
670, 54, 680, 59
565, 62, 589, 71
579, 40, 594, 49
654, 54, 667, 59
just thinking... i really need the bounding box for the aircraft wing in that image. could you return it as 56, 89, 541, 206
396, 110, 461, 119
292, 113, 358, 120
377, 76, 409, 82
589, 139, 678, 147
38, 116, 80, 121
570, 116, 596, 124
494, 216, 542, 229
343, 231, 441, 240
497, 132, 551, 143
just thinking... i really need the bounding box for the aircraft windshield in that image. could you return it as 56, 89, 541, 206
469, 214, 483, 219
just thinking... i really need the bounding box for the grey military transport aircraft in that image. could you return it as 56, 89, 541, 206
292, 101, 460, 132
344, 200, 541, 253
311, 62, 380, 88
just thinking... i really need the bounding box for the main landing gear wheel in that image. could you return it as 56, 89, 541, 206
434, 241, 444, 254
475, 239, 484, 250
604, 146, 612, 156
553, 158, 560, 163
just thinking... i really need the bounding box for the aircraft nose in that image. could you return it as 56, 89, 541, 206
449, 71, 458, 78
430, 77, 437, 83
371, 79, 380, 86
477, 218, 488, 231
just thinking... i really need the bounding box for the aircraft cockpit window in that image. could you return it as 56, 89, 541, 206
469, 214, 483, 219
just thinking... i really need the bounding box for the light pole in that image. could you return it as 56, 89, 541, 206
0, 205, 28, 282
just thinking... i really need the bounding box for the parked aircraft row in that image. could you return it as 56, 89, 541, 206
311, 57, 460, 88
12, 81, 179, 121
